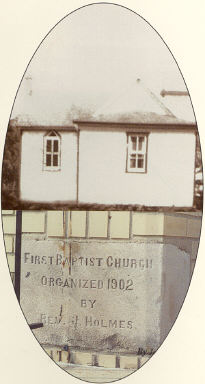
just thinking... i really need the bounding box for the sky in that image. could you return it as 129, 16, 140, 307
11, 3, 194, 125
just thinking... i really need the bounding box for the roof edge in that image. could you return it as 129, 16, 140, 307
73, 120, 197, 129
17, 125, 78, 132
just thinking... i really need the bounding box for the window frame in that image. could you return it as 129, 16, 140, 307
126, 133, 148, 173
43, 131, 61, 171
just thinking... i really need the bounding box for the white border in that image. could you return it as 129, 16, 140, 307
0, 1, 204, 383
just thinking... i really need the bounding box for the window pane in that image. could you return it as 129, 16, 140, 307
46, 140, 52, 152
46, 154, 51, 166
137, 154, 144, 168
53, 154, 58, 166
138, 136, 145, 151
130, 155, 136, 168
53, 140, 59, 152
131, 136, 137, 151
127, 134, 147, 172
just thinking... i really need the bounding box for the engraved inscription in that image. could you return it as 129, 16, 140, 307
85, 316, 133, 329
81, 299, 96, 308
40, 276, 134, 290
20, 240, 159, 351
24, 252, 153, 270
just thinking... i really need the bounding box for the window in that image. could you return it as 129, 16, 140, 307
127, 134, 147, 173
43, 131, 61, 171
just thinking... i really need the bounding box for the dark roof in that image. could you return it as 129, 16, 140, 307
73, 111, 196, 126
73, 117, 196, 131
16, 120, 196, 133
18, 125, 77, 132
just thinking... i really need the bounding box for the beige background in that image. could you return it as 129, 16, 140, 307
0, 1, 204, 383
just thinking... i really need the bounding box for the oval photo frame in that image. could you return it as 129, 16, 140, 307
1, 3, 203, 383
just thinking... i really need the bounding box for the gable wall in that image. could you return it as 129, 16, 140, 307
78, 129, 196, 207
20, 128, 196, 207
20, 131, 77, 203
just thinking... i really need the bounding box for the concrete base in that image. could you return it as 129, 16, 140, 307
20, 239, 191, 353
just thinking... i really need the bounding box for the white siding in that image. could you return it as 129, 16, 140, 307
78, 130, 195, 207
20, 131, 77, 202
20, 128, 196, 207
